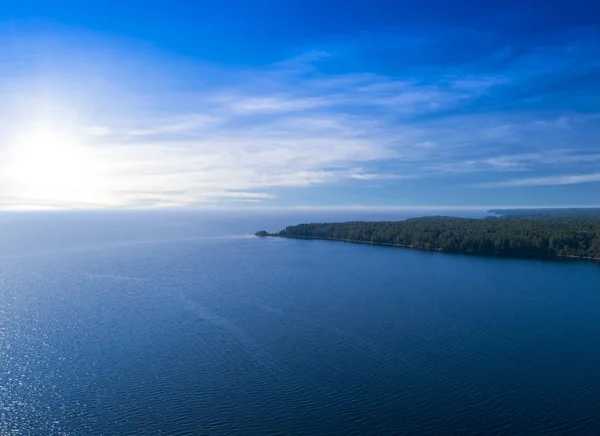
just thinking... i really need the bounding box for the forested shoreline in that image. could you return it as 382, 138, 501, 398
256, 216, 600, 261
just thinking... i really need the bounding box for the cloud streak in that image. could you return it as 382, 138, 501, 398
0, 25, 599, 209
481, 173, 600, 188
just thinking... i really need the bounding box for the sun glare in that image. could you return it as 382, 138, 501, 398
5, 124, 109, 207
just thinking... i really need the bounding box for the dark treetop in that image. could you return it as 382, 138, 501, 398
257, 216, 600, 260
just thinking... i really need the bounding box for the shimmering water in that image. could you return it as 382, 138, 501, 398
1, 210, 600, 435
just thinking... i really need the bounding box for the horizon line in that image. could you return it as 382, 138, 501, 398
2, 205, 600, 213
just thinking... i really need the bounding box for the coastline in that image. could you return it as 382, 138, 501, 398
262, 234, 600, 263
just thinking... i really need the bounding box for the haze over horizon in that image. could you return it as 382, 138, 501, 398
1, 0, 599, 210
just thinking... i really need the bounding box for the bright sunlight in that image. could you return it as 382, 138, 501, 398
4, 122, 111, 208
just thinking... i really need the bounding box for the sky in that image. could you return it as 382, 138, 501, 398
0, 0, 599, 210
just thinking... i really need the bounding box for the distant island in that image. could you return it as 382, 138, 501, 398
256, 209, 600, 261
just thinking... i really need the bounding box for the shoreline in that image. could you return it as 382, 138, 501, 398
264, 234, 600, 263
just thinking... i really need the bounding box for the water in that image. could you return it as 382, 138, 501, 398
1, 210, 600, 435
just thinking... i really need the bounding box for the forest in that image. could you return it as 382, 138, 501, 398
256, 216, 600, 260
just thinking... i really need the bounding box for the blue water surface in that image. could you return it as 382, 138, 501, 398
1, 210, 599, 435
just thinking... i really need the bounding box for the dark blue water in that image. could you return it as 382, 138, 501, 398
1, 210, 600, 435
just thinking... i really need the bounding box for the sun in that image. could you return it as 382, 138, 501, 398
5, 124, 109, 207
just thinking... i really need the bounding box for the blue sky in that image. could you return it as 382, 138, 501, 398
0, 0, 599, 209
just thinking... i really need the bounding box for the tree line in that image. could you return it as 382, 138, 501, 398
257, 216, 600, 260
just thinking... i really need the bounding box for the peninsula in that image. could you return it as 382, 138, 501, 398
256, 212, 600, 261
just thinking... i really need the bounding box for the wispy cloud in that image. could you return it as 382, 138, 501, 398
480, 173, 600, 188
0, 25, 599, 209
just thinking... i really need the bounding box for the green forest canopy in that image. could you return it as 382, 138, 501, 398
257, 215, 600, 259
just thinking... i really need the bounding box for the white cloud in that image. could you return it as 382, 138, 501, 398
85, 126, 112, 136
4, 37, 486, 209
1, 28, 598, 209
480, 173, 600, 187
